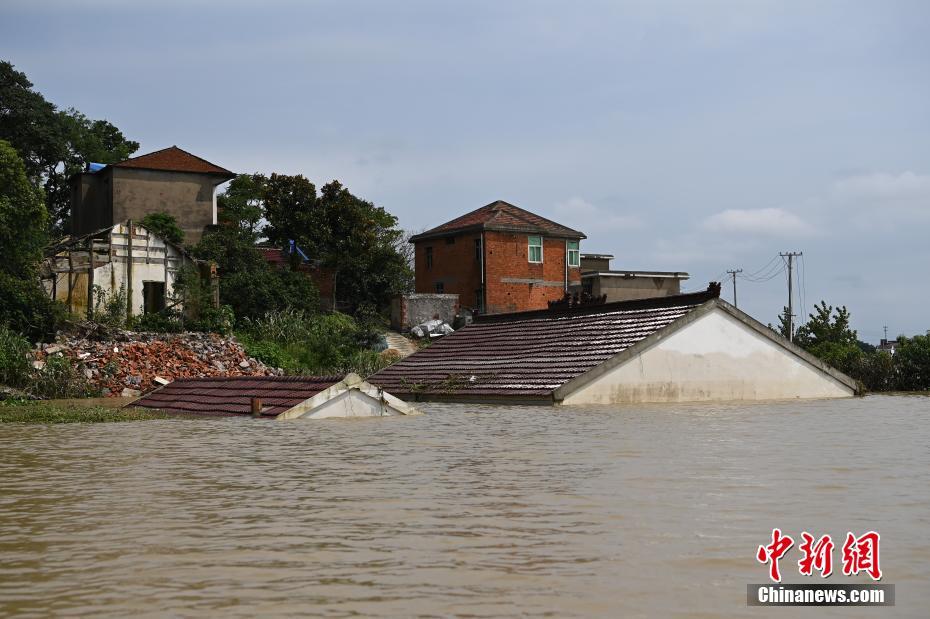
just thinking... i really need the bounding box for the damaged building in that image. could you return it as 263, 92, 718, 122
369, 285, 860, 405
41, 221, 212, 319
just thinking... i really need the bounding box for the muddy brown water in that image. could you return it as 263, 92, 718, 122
1, 395, 928, 618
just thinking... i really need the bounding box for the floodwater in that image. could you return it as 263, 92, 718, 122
1, 395, 928, 618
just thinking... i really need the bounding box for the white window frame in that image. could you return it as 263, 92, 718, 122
567, 240, 580, 267
528, 235, 543, 263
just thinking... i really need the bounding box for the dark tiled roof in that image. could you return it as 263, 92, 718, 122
369, 289, 719, 401
132, 376, 341, 417
112, 146, 234, 177
410, 200, 585, 242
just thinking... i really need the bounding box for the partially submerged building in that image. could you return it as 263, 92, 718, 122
578, 253, 690, 303
41, 221, 207, 319
369, 285, 860, 404
410, 200, 586, 314
132, 374, 419, 419
70, 146, 235, 243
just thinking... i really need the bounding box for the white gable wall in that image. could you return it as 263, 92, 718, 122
560, 308, 855, 405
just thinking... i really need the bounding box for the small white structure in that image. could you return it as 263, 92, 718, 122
276, 374, 419, 419
132, 374, 420, 419
41, 221, 205, 319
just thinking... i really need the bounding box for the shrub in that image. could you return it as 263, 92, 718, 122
140, 212, 184, 245
0, 273, 64, 341
0, 326, 31, 388
92, 284, 127, 328
30, 353, 96, 399
132, 309, 184, 333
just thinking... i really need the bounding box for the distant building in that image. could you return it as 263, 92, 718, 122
578, 253, 689, 303
70, 146, 235, 243
876, 339, 898, 355
410, 200, 586, 314
258, 243, 336, 310
370, 285, 860, 405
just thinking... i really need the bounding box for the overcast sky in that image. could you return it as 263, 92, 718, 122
3, 0, 929, 341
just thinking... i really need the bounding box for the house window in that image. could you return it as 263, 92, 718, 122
143, 281, 166, 315
475, 238, 482, 262
435, 282, 444, 293
567, 240, 580, 267
426, 246, 433, 270
528, 235, 543, 263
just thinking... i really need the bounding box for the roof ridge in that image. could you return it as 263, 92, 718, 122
473, 285, 721, 324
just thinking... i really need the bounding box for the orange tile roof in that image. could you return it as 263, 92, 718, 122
112, 146, 234, 178
410, 200, 585, 241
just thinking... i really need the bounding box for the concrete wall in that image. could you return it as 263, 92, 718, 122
582, 274, 683, 302
391, 293, 460, 331
111, 168, 218, 244
560, 308, 855, 404
70, 172, 112, 235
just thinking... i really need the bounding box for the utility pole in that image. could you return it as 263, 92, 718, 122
883, 325, 888, 343
779, 252, 802, 342
726, 269, 742, 307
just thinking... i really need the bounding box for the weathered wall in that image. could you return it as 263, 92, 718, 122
111, 168, 218, 244
584, 274, 683, 302
414, 233, 483, 309
391, 293, 460, 331
560, 309, 855, 404
43, 223, 192, 319
70, 171, 113, 235
484, 231, 581, 314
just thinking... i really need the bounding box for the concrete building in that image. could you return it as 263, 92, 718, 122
132, 374, 420, 419
410, 200, 586, 314
578, 253, 690, 303
370, 284, 860, 405
70, 146, 235, 243
41, 221, 207, 319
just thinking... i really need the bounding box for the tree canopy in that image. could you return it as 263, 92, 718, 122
0, 139, 61, 339
0, 60, 139, 237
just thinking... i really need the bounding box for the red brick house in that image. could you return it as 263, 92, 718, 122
410, 200, 585, 314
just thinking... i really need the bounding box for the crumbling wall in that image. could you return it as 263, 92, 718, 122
391, 293, 460, 332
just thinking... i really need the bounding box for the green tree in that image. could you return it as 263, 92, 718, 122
218, 174, 264, 237
794, 301, 858, 350
893, 335, 930, 391
192, 212, 319, 322
0, 140, 61, 339
0, 61, 138, 236
261, 177, 412, 314
140, 212, 184, 245
260, 173, 319, 264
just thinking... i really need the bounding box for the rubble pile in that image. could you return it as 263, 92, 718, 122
33, 330, 278, 397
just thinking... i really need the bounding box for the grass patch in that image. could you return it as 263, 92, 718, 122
0, 400, 174, 424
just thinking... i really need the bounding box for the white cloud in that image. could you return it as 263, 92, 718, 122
702, 207, 813, 237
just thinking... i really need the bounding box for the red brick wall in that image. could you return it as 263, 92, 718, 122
414, 231, 582, 314
414, 234, 483, 309
484, 232, 581, 314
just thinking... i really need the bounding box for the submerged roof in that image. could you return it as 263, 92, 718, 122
108, 146, 235, 178
410, 200, 586, 242
132, 376, 341, 417
369, 288, 720, 401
